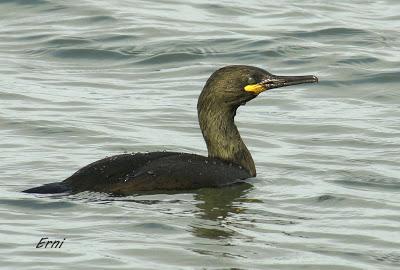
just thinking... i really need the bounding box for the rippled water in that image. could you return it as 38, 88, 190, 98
1, 0, 400, 269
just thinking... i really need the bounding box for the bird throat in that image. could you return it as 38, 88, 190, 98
198, 105, 256, 177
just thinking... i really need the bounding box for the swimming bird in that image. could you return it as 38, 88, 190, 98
23, 65, 318, 195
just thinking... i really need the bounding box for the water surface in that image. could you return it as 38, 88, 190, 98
1, 0, 399, 269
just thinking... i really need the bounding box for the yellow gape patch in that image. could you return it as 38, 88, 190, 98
244, 84, 267, 94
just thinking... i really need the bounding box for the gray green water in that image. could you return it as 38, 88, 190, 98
1, 0, 400, 269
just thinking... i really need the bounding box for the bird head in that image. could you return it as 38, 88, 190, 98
199, 65, 318, 110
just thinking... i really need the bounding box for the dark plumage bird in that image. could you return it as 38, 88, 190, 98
23, 65, 318, 195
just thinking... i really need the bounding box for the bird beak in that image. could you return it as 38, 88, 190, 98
244, 74, 318, 94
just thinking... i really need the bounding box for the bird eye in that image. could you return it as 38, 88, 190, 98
247, 77, 256, 85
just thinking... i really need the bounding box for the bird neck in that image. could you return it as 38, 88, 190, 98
197, 103, 256, 177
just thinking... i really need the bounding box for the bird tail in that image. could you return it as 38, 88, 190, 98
23, 182, 71, 194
